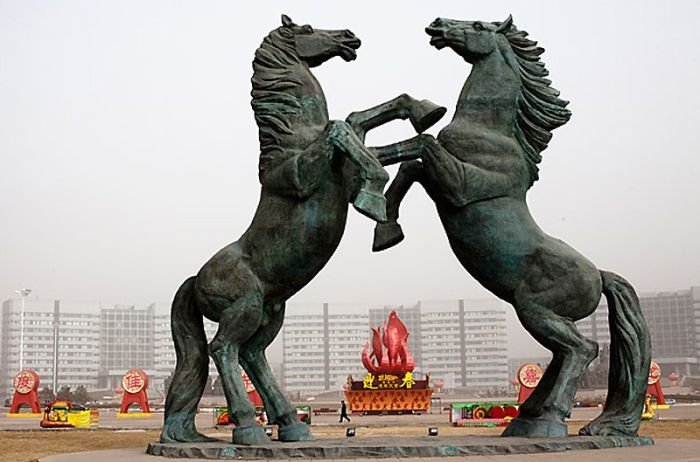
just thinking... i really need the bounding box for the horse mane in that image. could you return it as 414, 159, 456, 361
251, 27, 304, 166
498, 22, 572, 186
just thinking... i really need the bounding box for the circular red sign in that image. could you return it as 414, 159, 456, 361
13, 370, 39, 394
122, 369, 148, 394
648, 361, 661, 385
517, 363, 543, 389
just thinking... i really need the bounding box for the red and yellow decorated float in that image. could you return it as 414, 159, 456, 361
117, 368, 152, 417
40, 401, 95, 428
345, 311, 432, 413
7, 370, 42, 416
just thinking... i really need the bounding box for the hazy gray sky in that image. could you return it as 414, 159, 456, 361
2, 1, 699, 315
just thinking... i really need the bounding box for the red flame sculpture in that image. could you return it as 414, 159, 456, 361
362, 311, 415, 375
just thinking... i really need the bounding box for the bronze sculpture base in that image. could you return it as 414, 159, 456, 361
147, 434, 653, 459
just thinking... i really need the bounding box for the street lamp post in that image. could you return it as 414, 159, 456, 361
16, 289, 32, 371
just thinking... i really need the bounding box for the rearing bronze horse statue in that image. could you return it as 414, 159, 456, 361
161, 15, 444, 446
372, 15, 651, 438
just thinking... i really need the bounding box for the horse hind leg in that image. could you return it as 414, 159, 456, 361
503, 299, 598, 438
208, 292, 269, 445
372, 159, 424, 251
161, 277, 215, 443
239, 303, 313, 442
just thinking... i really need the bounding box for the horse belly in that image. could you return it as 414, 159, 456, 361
247, 187, 349, 298
437, 200, 543, 302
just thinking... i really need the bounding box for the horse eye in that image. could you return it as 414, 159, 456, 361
473, 22, 484, 31
302, 25, 314, 34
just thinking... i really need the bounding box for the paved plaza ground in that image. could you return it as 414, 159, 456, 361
4, 403, 700, 430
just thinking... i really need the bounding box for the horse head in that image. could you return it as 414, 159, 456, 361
280, 14, 361, 68
425, 15, 513, 63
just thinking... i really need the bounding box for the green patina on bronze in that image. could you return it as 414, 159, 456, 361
162, 13, 650, 446
161, 15, 444, 446
372, 15, 651, 438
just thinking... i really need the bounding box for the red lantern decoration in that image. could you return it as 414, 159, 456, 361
668, 372, 680, 387
9, 370, 41, 415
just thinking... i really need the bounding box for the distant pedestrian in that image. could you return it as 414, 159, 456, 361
339, 400, 351, 422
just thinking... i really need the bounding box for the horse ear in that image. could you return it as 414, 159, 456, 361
281, 14, 294, 28
495, 14, 513, 33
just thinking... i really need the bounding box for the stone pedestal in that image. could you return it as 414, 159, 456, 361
147, 435, 653, 459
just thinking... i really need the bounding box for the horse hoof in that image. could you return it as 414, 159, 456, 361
373, 222, 404, 252
501, 417, 567, 438
354, 189, 387, 223
161, 420, 219, 443
410, 100, 447, 133
161, 428, 218, 443
278, 422, 314, 442
232, 425, 270, 446
579, 417, 639, 437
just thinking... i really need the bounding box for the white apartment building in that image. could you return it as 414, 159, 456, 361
283, 303, 368, 395
420, 299, 509, 388
0, 298, 100, 398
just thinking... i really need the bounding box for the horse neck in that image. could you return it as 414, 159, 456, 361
291, 63, 330, 126
453, 50, 520, 133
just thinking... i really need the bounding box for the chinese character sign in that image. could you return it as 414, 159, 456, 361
516, 363, 544, 404
13, 370, 38, 395
118, 369, 151, 415
9, 369, 41, 414
122, 369, 147, 394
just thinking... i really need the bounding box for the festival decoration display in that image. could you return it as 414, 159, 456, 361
641, 395, 656, 421
242, 370, 263, 407
362, 311, 415, 375
516, 363, 543, 404
215, 405, 311, 427
8, 370, 41, 415
345, 311, 432, 413
668, 372, 680, 387
646, 361, 668, 408
117, 368, 152, 416
450, 402, 519, 427
39, 401, 94, 428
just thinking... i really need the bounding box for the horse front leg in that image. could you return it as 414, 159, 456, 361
346, 94, 446, 142
328, 120, 389, 222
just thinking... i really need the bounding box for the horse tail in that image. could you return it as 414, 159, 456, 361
161, 276, 209, 442
597, 270, 651, 435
